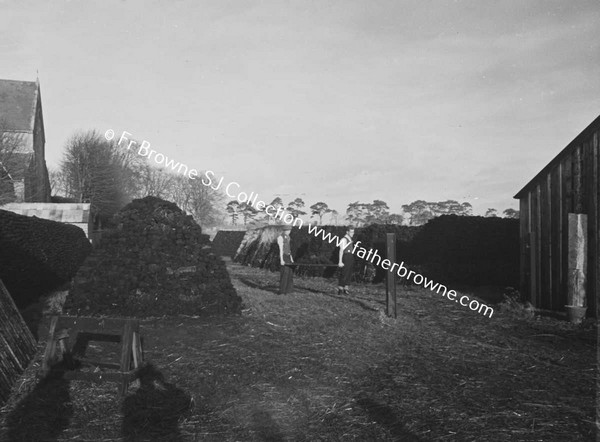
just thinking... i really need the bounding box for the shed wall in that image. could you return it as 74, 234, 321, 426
518, 120, 599, 317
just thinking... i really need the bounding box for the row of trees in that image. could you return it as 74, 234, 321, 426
224, 196, 519, 227
1, 127, 520, 229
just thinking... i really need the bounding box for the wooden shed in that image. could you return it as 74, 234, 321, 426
514, 115, 599, 317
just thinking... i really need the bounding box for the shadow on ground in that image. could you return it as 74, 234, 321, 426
239, 277, 280, 295
3, 371, 73, 441
356, 395, 423, 442
121, 364, 192, 442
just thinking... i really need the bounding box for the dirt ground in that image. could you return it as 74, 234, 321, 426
0, 261, 597, 441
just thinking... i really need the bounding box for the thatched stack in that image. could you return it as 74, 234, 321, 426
0, 278, 37, 406
211, 230, 247, 258
234, 224, 420, 281
0, 208, 92, 308
65, 197, 242, 317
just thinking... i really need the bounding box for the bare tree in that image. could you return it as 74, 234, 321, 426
168, 174, 224, 227
0, 123, 25, 203
134, 164, 176, 199
60, 130, 137, 220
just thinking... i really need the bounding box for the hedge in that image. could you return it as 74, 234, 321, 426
0, 209, 92, 308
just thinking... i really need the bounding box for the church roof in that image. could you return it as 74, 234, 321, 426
0, 79, 38, 132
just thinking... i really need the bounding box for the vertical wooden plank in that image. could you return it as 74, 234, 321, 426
540, 173, 552, 309
588, 131, 600, 318
551, 165, 563, 311
573, 144, 584, 213
41, 316, 59, 375
529, 184, 541, 307
119, 321, 133, 395
561, 154, 573, 308
386, 233, 397, 318
519, 194, 531, 300
529, 188, 537, 306
583, 136, 598, 317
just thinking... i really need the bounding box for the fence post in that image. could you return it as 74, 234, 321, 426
386, 233, 397, 318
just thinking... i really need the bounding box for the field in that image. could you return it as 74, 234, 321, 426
0, 260, 596, 441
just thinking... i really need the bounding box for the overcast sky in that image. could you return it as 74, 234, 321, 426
1, 0, 599, 217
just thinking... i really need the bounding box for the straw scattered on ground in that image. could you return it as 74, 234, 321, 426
0, 260, 596, 441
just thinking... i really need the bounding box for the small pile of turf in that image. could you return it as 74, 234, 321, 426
65, 196, 242, 317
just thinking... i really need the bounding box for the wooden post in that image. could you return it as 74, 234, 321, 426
386, 233, 397, 318
567, 214, 587, 306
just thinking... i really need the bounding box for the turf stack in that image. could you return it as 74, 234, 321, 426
65, 196, 242, 317
0, 209, 92, 308
409, 215, 520, 286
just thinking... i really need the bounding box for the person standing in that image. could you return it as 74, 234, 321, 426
337, 227, 355, 295
277, 225, 294, 295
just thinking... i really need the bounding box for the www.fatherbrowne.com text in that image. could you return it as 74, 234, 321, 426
106, 128, 493, 318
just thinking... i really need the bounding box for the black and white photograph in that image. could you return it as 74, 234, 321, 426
0, 1, 598, 440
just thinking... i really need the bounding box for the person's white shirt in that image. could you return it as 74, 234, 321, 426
338, 234, 351, 267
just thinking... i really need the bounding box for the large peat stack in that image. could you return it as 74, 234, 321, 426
410, 215, 520, 286
0, 209, 92, 308
65, 197, 242, 317
0, 278, 37, 406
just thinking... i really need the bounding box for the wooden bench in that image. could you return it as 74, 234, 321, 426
40, 315, 143, 395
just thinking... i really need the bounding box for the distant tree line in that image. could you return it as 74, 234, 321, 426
224, 196, 519, 227
4, 128, 519, 229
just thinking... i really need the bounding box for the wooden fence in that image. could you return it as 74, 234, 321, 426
0, 278, 37, 405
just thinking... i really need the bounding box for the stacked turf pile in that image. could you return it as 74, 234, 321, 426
211, 230, 247, 258
65, 196, 242, 317
353, 224, 421, 283
409, 215, 520, 286
0, 209, 92, 308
